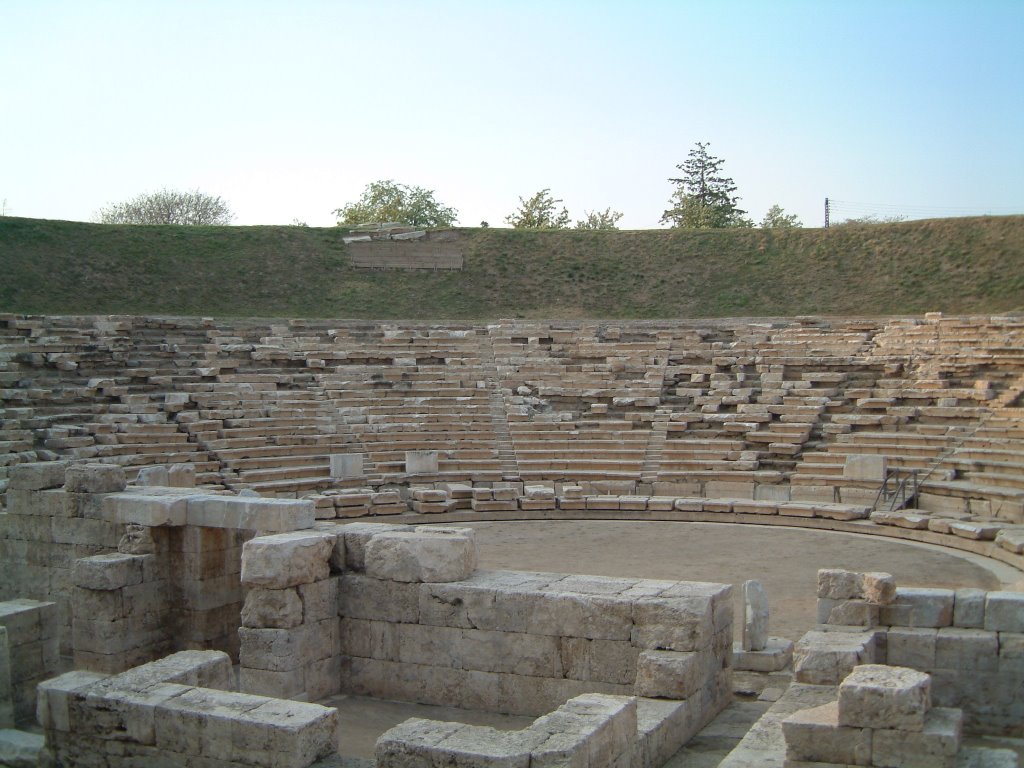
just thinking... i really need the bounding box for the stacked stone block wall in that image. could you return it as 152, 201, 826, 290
71, 551, 172, 674
234, 521, 734, 727
37, 650, 338, 768
0, 462, 125, 651
331, 523, 732, 719
377, 692, 638, 768
812, 568, 1024, 735
1, 461, 317, 670
783, 664, 964, 767
237, 530, 342, 701
0, 598, 59, 727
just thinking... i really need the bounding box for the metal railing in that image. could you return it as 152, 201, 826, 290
873, 468, 920, 512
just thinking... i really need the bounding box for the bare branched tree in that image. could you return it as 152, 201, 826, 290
95, 189, 234, 225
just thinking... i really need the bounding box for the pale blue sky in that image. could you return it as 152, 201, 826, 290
2, 0, 1022, 228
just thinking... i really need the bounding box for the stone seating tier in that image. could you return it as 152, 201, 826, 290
3, 314, 1024, 517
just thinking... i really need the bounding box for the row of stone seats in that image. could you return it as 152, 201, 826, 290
4, 315, 1024, 517
511, 420, 648, 481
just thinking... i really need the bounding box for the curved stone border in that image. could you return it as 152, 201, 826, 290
383, 499, 1024, 576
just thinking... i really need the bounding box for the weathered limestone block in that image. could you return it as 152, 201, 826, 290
396, 624, 561, 678
984, 591, 1024, 633
523, 485, 556, 501
241, 588, 303, 629
634, 650, 707, 699
843, 454, 887, 481
782, 701, 872, 766
64, 463, 127, 494
237, 667, 305, 701
406, 450, 439, 475
375, 694, 636, 768
105, 492, 188, 526
376, 718, 526, 768
167, 463, 196, 487
871, 707, 962, 768
886, 627, 938, 670
838, 664, 931, 732
953, 588, 987, 628
817, 569, 895, 606
995, 528, 1024, 555
558, 638, 639, 685
339, 574, 421, 624
364, 527, 477, 583
8, 461, 68, 491
338, 522, 410, 571
631, 596, 714, 651
732, 636, 793, 672
330, 453, 364, 480
240, 531, 334, 589
793, 630, 877, 685
215, 697, 335, 768
152, 685, 266, 756
935, 627, 999, 672
135, 466, 169, 486
187, 495, 315, 532
411, 488, 448, 503
4, 487, 67, 518
530, 693, 637, 766
881, 588, 955, 628
72, 553, 146, 591
562, 485, 585, 500
743, 580, 769, 651
861, 572, 897, 605
814, 503, 872, 521
298, 577, 340, 623
417, 573, 641, 643
118, 523, 157, 554
817, 568, 862, 600
339, 618, 400, 661
36, 669, 109, 732
42, 650, 337, 768
512, 590, 634, 642
238, 626, 310, 673
950, 520, 1007, 541
816, 598, 880, 627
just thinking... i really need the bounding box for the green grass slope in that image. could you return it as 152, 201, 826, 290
1, 215, 1022, 318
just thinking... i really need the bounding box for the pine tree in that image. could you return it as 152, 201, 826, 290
661, 142, 750, 228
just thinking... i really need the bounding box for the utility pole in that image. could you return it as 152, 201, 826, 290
824, 197, 830, 228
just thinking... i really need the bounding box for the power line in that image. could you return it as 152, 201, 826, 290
829, 198, 1023, 217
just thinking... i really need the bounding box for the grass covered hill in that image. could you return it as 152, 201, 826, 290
1, 215, 1022, 319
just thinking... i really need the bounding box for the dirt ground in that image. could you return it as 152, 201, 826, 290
327, 519, 1022, 759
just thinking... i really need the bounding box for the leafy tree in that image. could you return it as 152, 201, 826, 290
576, 208, 624, 230
505, 189, 571, 229
95, 189, 234, 225
661, 142, 749, 228
760, 204, 802, 229
333, 180, 458, 228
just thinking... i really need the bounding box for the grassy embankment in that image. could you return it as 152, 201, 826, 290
1, 215, 1022, 319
